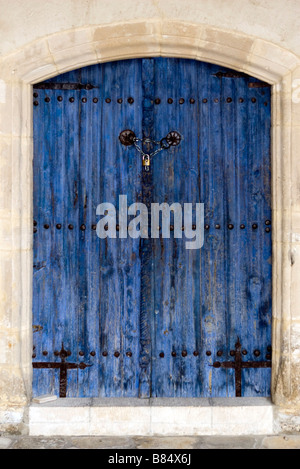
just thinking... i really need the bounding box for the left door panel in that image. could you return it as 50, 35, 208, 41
32, 61, 143, 397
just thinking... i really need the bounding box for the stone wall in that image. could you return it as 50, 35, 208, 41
0, 0, 300, 433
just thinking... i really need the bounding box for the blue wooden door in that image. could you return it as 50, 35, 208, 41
32, 58, 271, 398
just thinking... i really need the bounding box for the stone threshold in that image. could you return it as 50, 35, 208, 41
29, 397, 274, 436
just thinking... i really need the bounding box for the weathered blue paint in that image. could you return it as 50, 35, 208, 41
33, 58, 271, 398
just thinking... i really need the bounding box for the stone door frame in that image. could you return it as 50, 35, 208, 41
1, 20, 300, 418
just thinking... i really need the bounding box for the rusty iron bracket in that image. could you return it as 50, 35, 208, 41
248, 82, 271, 88
32, 343, 92, 397
211, 337, 271, 397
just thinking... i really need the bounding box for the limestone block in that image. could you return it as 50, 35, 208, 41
211, 401, 273, 435
89, 406, 151, 436
198, 28, 253, 72
291, 66, 300, 122
0, 136, 12, 212
159, 20, 201, 58
151, 406, 212, 435
51, 43, 98, 75
246, 40, 298, 83
47, 28, 93, 54
9, 39, 56, 84
0, 366, 27, 405
0, 251, 12, 328
251, 39, 299, 72
93, 21, 161, 42
95, 36, 160, 62
0, 330, 20, 365
291, 128, 300, 207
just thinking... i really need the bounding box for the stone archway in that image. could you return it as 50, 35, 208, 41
0, 19, 300, 432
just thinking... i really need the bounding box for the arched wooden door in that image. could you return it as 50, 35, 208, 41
32, 58, 272, 398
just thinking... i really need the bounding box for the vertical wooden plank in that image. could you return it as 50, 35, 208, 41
98, 59, 142, 397
138, 58, 154, 398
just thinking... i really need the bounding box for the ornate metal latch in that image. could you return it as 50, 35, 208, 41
119, 130, 182, 172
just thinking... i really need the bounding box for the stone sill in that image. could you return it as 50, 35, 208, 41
29, 397, 274, 436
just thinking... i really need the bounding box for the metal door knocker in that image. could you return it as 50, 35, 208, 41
119, 129, 182, 171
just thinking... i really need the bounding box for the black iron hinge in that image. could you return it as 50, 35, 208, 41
213, 71, 271, 88
33, 83, 96, 90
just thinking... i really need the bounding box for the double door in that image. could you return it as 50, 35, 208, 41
32, 58, 272, 398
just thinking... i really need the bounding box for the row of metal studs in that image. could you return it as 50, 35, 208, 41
32, 351, 272, 359
33, 222, 271, 232
33, 95, 266, 105
33, 345, 271, 359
